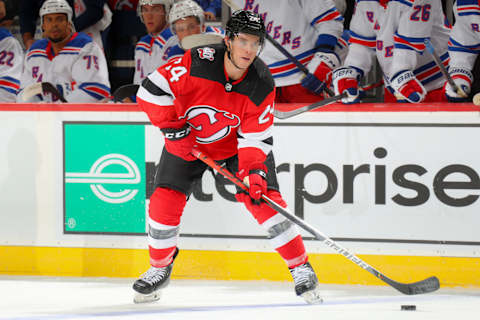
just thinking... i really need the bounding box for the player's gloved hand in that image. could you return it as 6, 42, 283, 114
445, 67, 472, 102
332, 66, 363, 104
55, 82, 72, 98
390, 70, 427, 103
235, 190, 287, 218
237, 163, 268, 201
301, 51, 340, 95
159, 119, 197, 161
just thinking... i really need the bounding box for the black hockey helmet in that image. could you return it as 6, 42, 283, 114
226, 10, 266, 45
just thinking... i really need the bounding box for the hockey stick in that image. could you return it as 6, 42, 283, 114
222, 0, 335, 97
112, 84, 140, 102
20, 82, 68, 102
192, 148, 440, 295
274, 92, 348, 119
181, 33, 224, 50
424, 38, 467, 98
274, 80, 384, 119
42, 82, 67, 102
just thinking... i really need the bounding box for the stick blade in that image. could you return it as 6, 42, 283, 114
181, 34, 223, 50
387, 276, 440, 295
113, 84, 139, 102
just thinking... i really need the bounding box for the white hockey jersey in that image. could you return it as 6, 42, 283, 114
0, 28, 24, 102
345, 0, 450, 91
74, 0, 113, 49
448, 0, 480, 72
133, 28, 179, 85
232, 0, 345, 87
20, 32, 111, 102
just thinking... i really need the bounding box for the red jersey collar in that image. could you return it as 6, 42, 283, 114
46, 32, 78, 60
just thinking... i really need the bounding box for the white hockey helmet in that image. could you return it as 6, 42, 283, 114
137, 0, 172, 23
40, 0, 74, 29
169, 0, 204, 27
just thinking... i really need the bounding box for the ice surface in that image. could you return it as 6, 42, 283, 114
0, 276, 478, 320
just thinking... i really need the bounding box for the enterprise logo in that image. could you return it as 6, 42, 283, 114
65, 153, 140, 204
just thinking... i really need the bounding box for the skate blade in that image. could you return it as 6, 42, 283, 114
133, 290, 162, 304
300, 286, 323, 304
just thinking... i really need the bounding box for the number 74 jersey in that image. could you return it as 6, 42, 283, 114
137, 43, 275, 163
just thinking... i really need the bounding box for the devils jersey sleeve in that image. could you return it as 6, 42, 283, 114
137, 44, 275, 165
448, 0, 480, 71
0, 28, 23, 102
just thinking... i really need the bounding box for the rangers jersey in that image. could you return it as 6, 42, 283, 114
165, 25, 225, 62
137, 43, 275, 164
0, 28, 23, 102
345, 0, 450, 91
20, 32, 111, 102
134, 27, 179, 84
74, 0, 113, 49
448, 0, 480, 72
232, 0, 345, 87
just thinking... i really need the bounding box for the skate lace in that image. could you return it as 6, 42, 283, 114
291, 264, 311, 286
141, 267, 168, 285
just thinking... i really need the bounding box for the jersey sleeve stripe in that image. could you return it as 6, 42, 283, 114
457, 6, 480, 16
269, 52, 315, 77
0, 76, 20, 90
137, 85, 174, 106
414, 52, 449, 84
237, 126, 273, 156
79, 82, 111, 100
448, 38, 480, 53
349, 31, 376, 48
311, 8, 343, 26
147, 70, 176, 98
393, 33, 426, 52
392, 0, 414, 7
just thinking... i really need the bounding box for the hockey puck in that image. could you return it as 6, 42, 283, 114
401, 305, 416, 311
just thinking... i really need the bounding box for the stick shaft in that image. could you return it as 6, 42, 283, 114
424, 39, 466, 97
273, 80, 384, 119
191, 149, 439, 295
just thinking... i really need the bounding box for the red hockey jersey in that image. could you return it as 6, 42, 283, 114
137, 43, 276, 168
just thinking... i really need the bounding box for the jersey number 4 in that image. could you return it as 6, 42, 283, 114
166, 58, 187, 82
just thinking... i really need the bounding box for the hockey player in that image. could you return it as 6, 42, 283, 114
18, 0, 110, 103
332, 0, 450, 104
133, 0, 176, 85
74, 0, 112, 49
0, 27, 23, 102
165, 0, 224, 61
134, 10, 322, 304
445, 0, 480, 102
232, 0, 346, 103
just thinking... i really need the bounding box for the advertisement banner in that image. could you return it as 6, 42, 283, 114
63, 122, 146, 234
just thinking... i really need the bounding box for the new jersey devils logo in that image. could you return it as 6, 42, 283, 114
182, 106, 240, 144
197, 47, 215, 61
